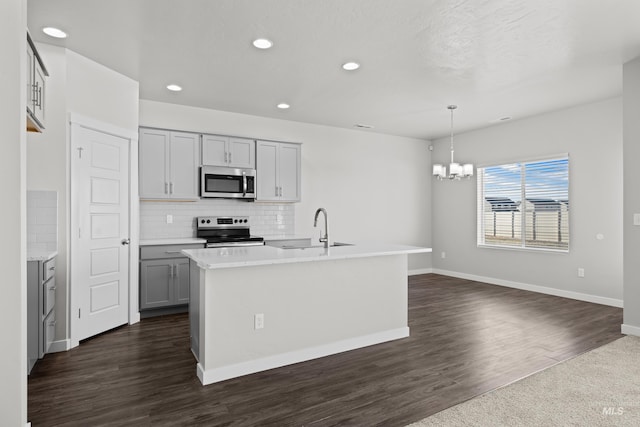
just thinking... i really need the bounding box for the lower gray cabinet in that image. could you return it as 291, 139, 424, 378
139, 244, 202, 312
27, 255, 57, 374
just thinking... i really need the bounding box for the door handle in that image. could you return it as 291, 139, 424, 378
121, 238, 130, 245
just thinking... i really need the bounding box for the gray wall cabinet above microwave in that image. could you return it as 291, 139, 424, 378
139, 128, 200, 200
202, 135, 256, 169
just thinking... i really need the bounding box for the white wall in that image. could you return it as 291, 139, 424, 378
0, 0, 27, 424
431, 98, 623, 305
623, 57, 640, 333
139, 100, 433, 271
27, 43, 139, 346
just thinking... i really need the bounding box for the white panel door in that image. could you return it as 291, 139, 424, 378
73, 125, 129, 341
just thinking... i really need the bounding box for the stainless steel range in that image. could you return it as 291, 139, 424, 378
196, 216, 264, 248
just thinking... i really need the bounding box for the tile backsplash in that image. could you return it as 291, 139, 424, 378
139, 199, 295, 240
27, 190, 58, 253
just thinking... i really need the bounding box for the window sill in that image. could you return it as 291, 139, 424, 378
477, 243, 569, 254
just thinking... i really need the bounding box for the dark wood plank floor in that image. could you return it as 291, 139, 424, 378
28, 274, 623, 426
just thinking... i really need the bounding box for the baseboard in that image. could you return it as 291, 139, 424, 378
432, 269, 623, 308
48, 339, 70, 353
409, 268, 433, 276
621, 324, 640, 336
130, 311, 141, 324
197, 327, 410, 385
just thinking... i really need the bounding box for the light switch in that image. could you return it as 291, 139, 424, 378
634, 213, 640, 226
166, 214, 173, 224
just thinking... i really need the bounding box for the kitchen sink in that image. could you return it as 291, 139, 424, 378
280, 242, 354, 250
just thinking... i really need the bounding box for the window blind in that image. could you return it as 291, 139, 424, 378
477, 157, 569, 251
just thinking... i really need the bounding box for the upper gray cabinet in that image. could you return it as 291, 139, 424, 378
256, 141, 301, 202
26, 32, 48, 133
139, 128, 200, 200
202, 135, 255, 169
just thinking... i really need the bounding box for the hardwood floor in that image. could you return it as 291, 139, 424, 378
28, 274, 623, 426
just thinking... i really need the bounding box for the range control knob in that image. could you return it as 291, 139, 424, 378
201, 219, 205, 224
244, 219, 248, 223
206, 219, 211, 224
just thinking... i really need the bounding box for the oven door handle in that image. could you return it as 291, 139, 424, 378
242, 171, 247, 197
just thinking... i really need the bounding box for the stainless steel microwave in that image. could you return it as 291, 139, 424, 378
200, 166, 256, 199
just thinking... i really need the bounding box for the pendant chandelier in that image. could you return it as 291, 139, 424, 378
433, 105, 473, 180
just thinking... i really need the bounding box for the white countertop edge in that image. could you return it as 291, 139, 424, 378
183, 245, 431, 270
262, 235, 312, 242
27, 250, 58, 262
140, 238, 207, 246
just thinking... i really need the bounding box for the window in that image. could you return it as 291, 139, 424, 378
477, 156, 569, 251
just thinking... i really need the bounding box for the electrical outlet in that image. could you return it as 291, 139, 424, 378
578, 268, 585, 278
634, 213, 640, 226
166, 214, 173, 224
441, 252, 446, 259
254, 313, 264, 330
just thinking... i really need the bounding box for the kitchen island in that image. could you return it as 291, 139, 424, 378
182, 243, 431, 385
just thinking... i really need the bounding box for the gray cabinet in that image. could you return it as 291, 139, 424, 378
27, 255, 57, 374
26, 32, 48, 133
139, 128, 200, 200
139, 244, 203, 313
256, 141, 301, 202
202, 134, 255, 169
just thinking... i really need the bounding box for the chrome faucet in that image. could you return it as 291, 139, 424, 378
313, 208, 330, 248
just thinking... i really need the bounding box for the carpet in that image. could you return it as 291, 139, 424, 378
408, 336, 640, 427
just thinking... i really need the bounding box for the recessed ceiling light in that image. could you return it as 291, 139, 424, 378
342, 62, 360, 71
166, 84, 182, 92
42, 27, 67, 39
253, 38, 273, 49
277, 103, 290, 109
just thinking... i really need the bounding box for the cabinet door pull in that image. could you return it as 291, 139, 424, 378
169, 182, 174, 194
49, 320, 57, 327
50, 286, 57, 291
228, 152, 232, 163
224, 152, 228, 163
275, 186, 279, 197
165, 182, 169, 194
32, 82, 38, 104
38, 86, 43, 108
165, 251, 182, 254
49, 266, 55, 271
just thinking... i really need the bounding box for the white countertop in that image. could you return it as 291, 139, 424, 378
183, 242, 431, 270
140, 238, 206, 246
27, 250, 58, 262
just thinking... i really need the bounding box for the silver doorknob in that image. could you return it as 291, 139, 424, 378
121, 238, 131, 245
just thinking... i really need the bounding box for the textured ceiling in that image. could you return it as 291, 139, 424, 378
27, 0, 640, 140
